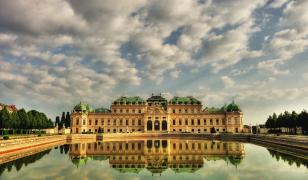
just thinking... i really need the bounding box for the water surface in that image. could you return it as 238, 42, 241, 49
0, 138, 307, 180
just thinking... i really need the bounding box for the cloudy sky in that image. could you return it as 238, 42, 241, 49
0, 0, 308, 124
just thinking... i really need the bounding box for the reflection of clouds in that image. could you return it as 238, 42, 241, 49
1, 144, 307, 180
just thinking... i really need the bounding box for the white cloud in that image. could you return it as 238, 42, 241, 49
269, 0, 290, 8
221, 76, 235, 88
0, 0, 307, 123
170, 70, 181, 79
261, 0, 308, 75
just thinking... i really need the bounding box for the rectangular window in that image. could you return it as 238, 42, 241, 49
113, 119, 116, 125
95, 119, 98, 125
126, 119, 129, 125
210, 119, 213, 125
138, 119, 141, 125
132, 119, 135, 125
235, 117, 239, 125
139, 109, 142, 113
179, 119, 182, 125
173, 109, 175, 113
185, 119, 188, 125
101, 119, 104, 125
173, 119, 176, 125
216, 119, 219, 125
191, 119, 194, 125
203, 119, 206, 125
120, 119, 123, 125
108, 119, 110, 125
197, 119, 200, 125
89, 119, 91, 125
76, 118, 79, 125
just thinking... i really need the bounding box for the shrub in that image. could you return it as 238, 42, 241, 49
3, 135, 9, 140
3, 130, 9, 135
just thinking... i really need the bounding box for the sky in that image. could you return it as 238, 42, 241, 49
0, 0, 308, 125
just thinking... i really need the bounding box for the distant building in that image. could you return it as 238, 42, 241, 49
0, 103, 18, 113
70, 94, 243, 134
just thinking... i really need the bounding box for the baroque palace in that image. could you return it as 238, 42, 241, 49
70, 94, 243, 134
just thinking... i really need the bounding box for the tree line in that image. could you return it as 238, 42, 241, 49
0, 106, 54, 134
265, 110, 308, 134
55, 112, 71, 129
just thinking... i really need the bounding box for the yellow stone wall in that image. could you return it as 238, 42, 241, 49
71, 103, 243, 134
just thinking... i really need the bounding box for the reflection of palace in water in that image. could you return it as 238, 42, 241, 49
69, 139, 245, 174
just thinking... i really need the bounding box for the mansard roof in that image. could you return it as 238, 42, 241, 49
94, 107, 111, 113
169, 96, 201, 105
113, 96, 145, 105
203, 101, 241, 113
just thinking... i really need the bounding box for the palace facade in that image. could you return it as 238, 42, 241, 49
70, 94, 243, 134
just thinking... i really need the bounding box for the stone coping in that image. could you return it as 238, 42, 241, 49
0, 133, 307, 161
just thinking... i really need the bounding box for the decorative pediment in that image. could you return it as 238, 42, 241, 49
146, 105, 168, 115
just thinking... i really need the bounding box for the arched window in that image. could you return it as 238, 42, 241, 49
162, 120, 167, 131
147, 140, 152, 149
147, 120, 152, 131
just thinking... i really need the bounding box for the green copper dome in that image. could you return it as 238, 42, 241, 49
169, 96, 201, 105
73, 102, 94, 112
226, 101, 241, 112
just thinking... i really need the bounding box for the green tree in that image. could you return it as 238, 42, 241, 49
265, 115, 273, 129
298, 110, 308, 134
55, 116, 60, 127
60, 112, 66, 129
290, 111, 298, 134
0, 107, 11, 129
0, 109, 2, 129
18, 109, 29, 132
272, 113, 278, 129
11, 111, 19, 130
65, 112, 70, 128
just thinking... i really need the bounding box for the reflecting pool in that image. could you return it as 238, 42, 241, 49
0, 138, 307, 179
